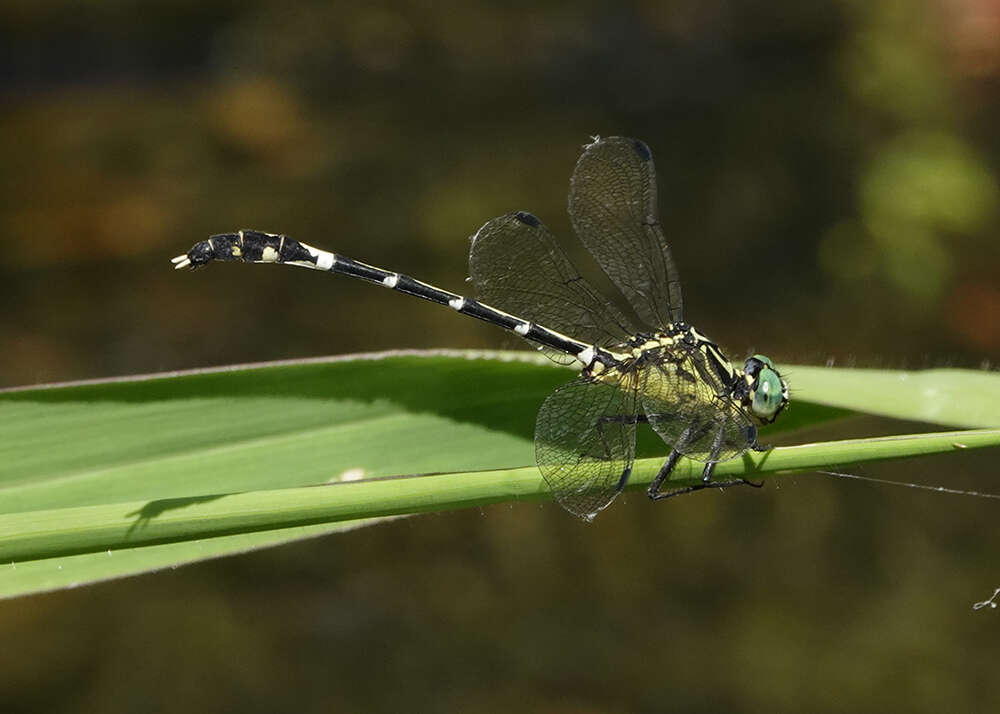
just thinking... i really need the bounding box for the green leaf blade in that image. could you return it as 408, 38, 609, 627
1, 350, 998, 598
787, 365, 1000, 428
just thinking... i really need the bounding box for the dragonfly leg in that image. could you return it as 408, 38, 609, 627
702, 460, 763, 490
702, 424, 765, 490
648, 423, 761, 501
647, 422, 696, 500
647, 448, 687, 500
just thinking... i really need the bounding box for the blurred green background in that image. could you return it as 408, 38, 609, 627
2, 0, 1000, 712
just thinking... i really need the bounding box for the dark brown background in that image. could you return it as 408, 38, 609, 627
2, 1, 999, 712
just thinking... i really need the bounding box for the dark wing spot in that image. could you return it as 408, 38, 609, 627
631, 139, 652, 161
514, 211, 541, 227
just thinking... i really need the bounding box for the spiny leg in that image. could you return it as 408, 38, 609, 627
648, 422, 761, 501
646, 420, 699, 500
648, 422, 715, 500
647, 447, 685, 499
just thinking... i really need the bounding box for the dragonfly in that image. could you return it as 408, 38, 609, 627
172, 136, 789, 521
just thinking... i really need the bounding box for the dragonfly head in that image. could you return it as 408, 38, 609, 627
743, 354, 788, 424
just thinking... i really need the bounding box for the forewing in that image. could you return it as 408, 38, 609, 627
569, 137, 683, 329
535, 374, 639, 520
639, 347, 754, 463
470, 212, 635, 363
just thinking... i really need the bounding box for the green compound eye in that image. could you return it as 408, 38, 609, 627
750, 359, 785, 422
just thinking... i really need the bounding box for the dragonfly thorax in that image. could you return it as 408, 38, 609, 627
589, 325, 788, 426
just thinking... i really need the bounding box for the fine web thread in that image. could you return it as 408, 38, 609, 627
816, 470, 1000, 500
818, 469, 1000, 613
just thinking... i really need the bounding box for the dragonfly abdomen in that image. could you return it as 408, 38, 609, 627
174, 229, 609, 367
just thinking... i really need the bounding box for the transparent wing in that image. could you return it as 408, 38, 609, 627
569, 137, 683, 329
638, 348, 754, 463
469, 211, 636, 363
535, 374, 640, 520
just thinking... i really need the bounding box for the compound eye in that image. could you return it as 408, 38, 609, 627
744, 354, 775, 379
754, 354, 775, 370
751, 367, 784, 422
